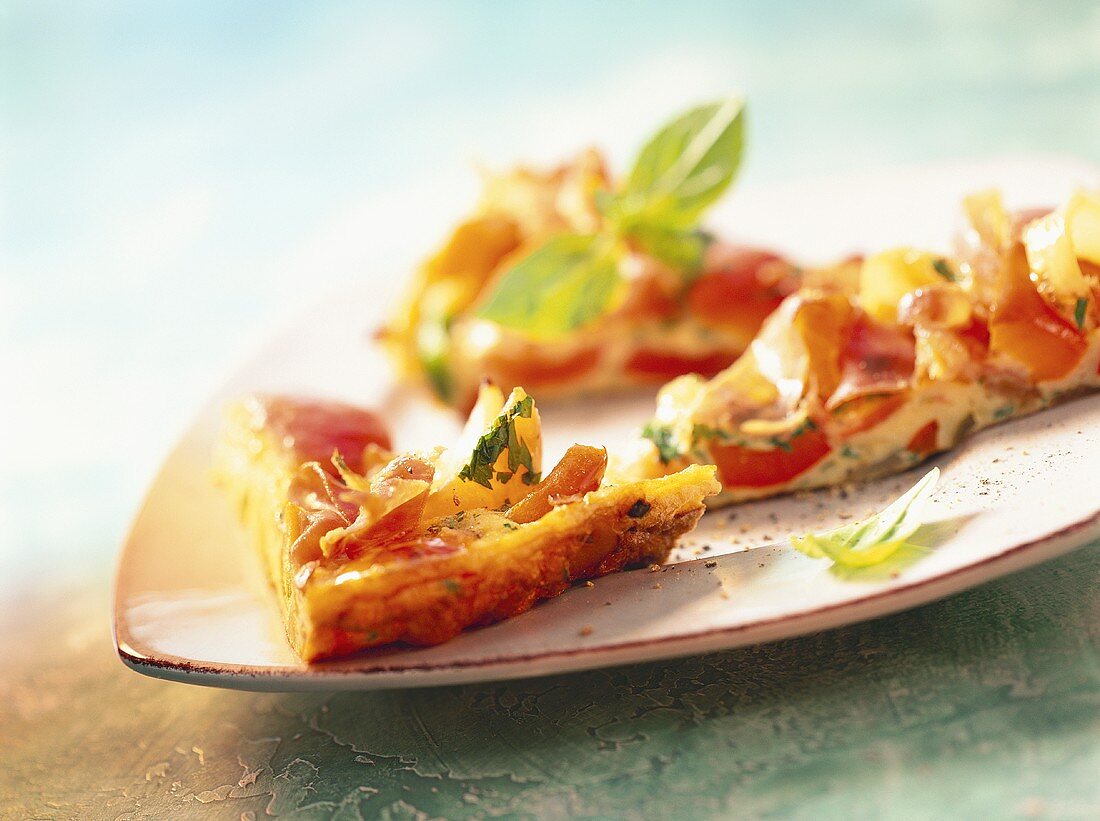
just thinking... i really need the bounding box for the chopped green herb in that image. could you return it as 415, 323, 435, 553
791, 468, 939, 567
691, 423, 733, 444
955, 413, 976, 441
459, 395, 537, 489
436, 510, 468, 530
993, 405, 1015, 420
627, 500, 652, 518
441, 579, 462, 595
794, 417, 818, 435
1075, 297, 1088, 330
767, 417, 817, 451
642, 422, 681, 463
840, 445, 859, 459
932, 257, 959, 282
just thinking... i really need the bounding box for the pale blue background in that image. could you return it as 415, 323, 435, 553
3, 1, 1099, 580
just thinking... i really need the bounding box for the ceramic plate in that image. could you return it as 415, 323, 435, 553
115, 156, 1100, 691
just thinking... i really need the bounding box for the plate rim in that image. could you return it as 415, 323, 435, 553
114, 490, 1100, 692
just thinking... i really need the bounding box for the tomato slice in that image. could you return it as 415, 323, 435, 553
710, 426, 831, 489
687, 245, 799, 341
625, 349, 738, 381
989, 245, 1087, 381
907, 420, 939, 457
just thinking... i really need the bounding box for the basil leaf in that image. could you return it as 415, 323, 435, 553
620, 97, 746, 229
458, 393, 537, 489
630, 225, 709, 275
475, 234, 622, 340
791, 468, 940, 567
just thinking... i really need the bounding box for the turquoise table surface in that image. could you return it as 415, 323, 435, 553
4, 1, 1100, 818
4, 547, 1099, 819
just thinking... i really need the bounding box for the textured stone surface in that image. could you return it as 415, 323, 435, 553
3, 544, 1098, 819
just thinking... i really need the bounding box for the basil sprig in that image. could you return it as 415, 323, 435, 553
791, 468, 940, 567
475, 97, 746, 340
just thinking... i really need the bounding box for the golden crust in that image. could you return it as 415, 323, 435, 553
295, 467, 716, 661
217, 395, 718, 662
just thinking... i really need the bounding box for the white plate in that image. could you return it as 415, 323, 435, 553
114, 156, 1100, 691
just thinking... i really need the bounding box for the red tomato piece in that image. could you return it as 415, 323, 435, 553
907, 420, 939, 457
710, 427, 831, 489
687, 245, 799, 340
625, 349, 738, 381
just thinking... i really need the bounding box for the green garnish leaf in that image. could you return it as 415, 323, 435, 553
791, 468, 940, 568
932, 258, 959, 282
473, 97, 747, 340
642, 422, 681, 464
474, 234, 621, 340
619, 97, 746, 228
459, 394, 537, 488
629, 224, 710, 275
1075, 297, 1088, 330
